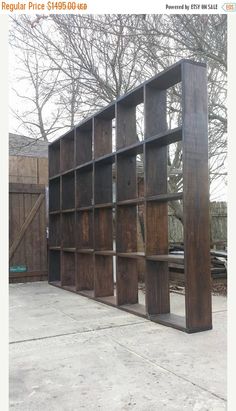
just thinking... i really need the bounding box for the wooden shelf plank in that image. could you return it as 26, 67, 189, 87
77, 205, 93, 211
77, 249, 94, 254
145, 126, 182, 147
62, 248, 76, 252
95, 250, 116, 256
146, 192, 183, 203
75, 160, 93, 171
49, 210, 61, 215
146, 254, 184, 263
117, 252, 145, 259
117, 198, 144, 206
61, 208, 75, 213
94, 203, 114, 209
49, 246, 61, 250
149, 313, 186, 332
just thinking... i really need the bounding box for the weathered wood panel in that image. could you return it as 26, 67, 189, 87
9, 183, 48, 283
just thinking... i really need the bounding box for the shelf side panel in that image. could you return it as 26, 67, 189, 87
182, 61, 212, 331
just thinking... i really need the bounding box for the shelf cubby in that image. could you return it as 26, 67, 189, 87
49, 213, 61, 247
94, 117, 113, 158
76, 167, 93, 208
49, 250, 61, 283
116, 257, 138, 306
77, 210, 93, 249
60, 130, 75, 172
116, 205, 137, 253
94, 255, 114, 298
62, 171, 75, 210
49, 140, 60, 177
61, 251, 75, 286
76, 253, 94, 292
94, 208, 113, 251
94, 161, 113, 205
49, 177, 60, 212
75, 126, 92, 166
62, 212, 75, 248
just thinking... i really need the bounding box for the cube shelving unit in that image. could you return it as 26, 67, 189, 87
48, 59, 212, 333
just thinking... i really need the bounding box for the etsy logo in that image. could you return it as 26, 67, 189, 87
222, 3, 236, 11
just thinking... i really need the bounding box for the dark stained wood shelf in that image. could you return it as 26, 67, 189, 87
117, 198, 144, 206
94, 203, 114, 209
146, 254, 184, 263
94, 250, 116, 256
77, 205, 94, 211
75, 160, 93, 171
77, 249, 94, 254
145, 126, 182, 147
117, 252, 145, 259
149, 313, 186, 332
61, 208, 75, 213
146, 192, 183, 203
48, 59, 212, 333
62, 248, 76, 252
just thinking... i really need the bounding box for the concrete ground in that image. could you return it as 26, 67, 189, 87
9, 282, 227, 411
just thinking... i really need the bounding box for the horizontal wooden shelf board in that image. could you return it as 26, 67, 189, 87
61, 209, 75, 213
49, 246, 61, 250
117, 198, 144, 206
96, 295, 116, 305
146, 254, 184, 263
49, 281, 61, 287
75, 160, 93, 171
49, 210, 61, 215
62, 248, 76, 252
94, 203, 114, 209
95, 250, 116, 256
77, 206, 94, 211
61, 168, 75, 177
62, 285, 77, 293
78, 289, 95, 298
149, 313, 186, 331
94, 153, 115, 164
119, 303, 147, 318
49, 173, 61, 180
117, 252, 145, 259
145, 127, 182, 146
116, 140, 144, 157
77, 249, 94, 254
146, 192, 183, 203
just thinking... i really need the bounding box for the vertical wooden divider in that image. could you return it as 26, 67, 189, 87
144, 84, 170, 315
182, 61, 212, 331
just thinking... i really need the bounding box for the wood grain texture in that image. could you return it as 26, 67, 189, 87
77, 210, 93, 249
116, 103, 137, 149
76, 168, 93, 207
61, 251, 75, 286
62, 172, 75, 210
182, 61, 212, 331
117, 154, 137, 201
94, 255, 114, 297
94, 117, 112, 158
60, 131, 75, 172
116, 205, 137, 253
76, 128, 92, 166
94, 208, 113, 250
94, 163, 113, 204
76, 253, 94, 291
116, 257, 138, 305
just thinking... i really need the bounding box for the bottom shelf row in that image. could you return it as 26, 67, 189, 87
49, 250, 188, 332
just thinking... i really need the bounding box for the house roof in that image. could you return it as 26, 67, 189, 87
9, 133, 49, 158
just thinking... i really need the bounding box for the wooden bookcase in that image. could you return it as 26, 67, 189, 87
48, 59, 212, 333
